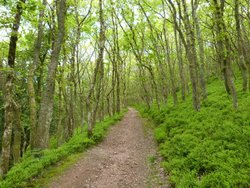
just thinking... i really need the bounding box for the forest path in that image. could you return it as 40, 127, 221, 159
46, 108, 168, 188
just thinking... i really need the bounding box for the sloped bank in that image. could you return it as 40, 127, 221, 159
0, 111, 126, 188
137, 80, 250, 187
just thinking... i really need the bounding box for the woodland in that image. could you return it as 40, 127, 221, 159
0, 0, 250, 187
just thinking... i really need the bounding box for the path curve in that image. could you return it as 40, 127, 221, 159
46, 108, 167, 188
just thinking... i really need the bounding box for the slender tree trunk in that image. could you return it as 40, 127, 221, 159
115, 39, 121, 114
0, 61, 5, 151
34, 0, 67, 150
162, 1, 177, 105
111, 57, 116, 115
174, 24, 185, 101
235, 0, 248, 91
138, 67, 151, 109
192, 0, 207, 99
0, 60, 5, 92
29, 0, 47, 149
181, 0, 200, 110
139, 4, 161, 108
116, 68, 121, 113
87, 0, 105, 136
0, 61, 5, 152
56, 75, 64, 146
167, 0, 200, 110
166, 43, 178, 105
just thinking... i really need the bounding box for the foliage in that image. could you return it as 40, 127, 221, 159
0, 111, 125, 188
137, 79, 250, 188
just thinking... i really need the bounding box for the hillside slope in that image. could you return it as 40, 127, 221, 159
138, 78, 250, 187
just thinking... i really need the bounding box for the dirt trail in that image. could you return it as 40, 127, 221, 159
46, 108, 168, 188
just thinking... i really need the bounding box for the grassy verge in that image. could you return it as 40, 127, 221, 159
26, 152, 86, 187
137, 78, 250, 187
0, 111, 126, 188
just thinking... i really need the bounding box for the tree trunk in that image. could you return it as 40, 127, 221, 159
167, 0, 200, 110
56, 75, 64, 146
112, 57, 116, 115
0, 60, 5, 154
35, 0, 67, 150
162, 1, 177, 105
192, 0, 207, 99
0, 0, 25, 177
174, 24, 186, 101
0, 60, 5, 92
212, 0, 238, 108
234, 0, 248, 91
87, 0, 105, 136
29, 0, 47, 149
12, 105, 22, 164
181, 0, 200, 110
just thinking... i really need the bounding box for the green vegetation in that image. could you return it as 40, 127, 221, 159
1, 0, 250, 186
0, 111, 125, 188
28, 152, 86, 187
138, 79, 250, 188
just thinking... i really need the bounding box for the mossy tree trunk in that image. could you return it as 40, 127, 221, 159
212, 0, 238, 108
34, 0, 67, 150
0, 0, 26, 177
28, 0, 47, 150
234, 0, 248, 91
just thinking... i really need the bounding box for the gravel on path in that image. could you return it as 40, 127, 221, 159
47, 108, 168, 188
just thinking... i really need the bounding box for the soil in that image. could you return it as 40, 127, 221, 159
46, 108, 168, 188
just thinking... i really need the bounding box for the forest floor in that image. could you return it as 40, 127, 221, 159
45, 108, 168, 188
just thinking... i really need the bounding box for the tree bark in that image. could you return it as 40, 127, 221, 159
192, 0, 207, 99
162, 1, 178, 105
34, 0, 67, 150
1, 0, 26, 176
181, 0, 200, 110
212, 0, 238, 108
29, 0, 47, 150
87, 0, 105, 136
234, 0, 248, 91
174, 24, 186, 101
12, 105, 22, 164
167, 0, 200, 110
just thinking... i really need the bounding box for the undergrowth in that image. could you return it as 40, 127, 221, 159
0, 111, 125, 188
137, 78, 250, 188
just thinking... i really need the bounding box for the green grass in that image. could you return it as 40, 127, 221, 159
0, 111, 126, 188
137, 78, 250, 188
25, 152, 86, 187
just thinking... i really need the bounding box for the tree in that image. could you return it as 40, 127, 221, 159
212, 0, 238, 108
234, 0, 248, 91
167, 0, 200, 110
34, 0, 67, 150
1, 0, 26, 176
28, 0, 47, 149
86, 0, 105, 136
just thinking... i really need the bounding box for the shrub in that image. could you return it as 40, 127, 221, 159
137, 78, 250, 187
